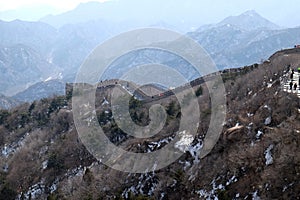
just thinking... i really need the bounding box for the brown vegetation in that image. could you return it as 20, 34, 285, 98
0, 49, 300, 199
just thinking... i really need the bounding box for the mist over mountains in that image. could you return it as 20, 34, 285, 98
41, 0, 215, 31
0, 1, 300, 103
0, 2, 300, 199
189, 10, 300, 68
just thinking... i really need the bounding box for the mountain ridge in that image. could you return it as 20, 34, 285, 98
1, 10, 300, 101
0, 48, 299, 199
196, 10, 280, 32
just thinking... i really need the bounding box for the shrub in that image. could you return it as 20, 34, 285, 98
0, 110, 10, 125
166, 101, 177, 116
47, 153, 64, 173
48, 96, 67, 116
0, 183, 17, 200
195, 86, 203, 97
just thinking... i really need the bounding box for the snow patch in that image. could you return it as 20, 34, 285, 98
226, 175, 237, 186
282, 182, 294, 192
256, 130, 263, 139
188, 139, 203, 164
65, 166, 85, 178
247, 122, 253, 131
267, 80, 276, 88
264, 105, 271, 111
264, 116, 271, 125
252, 190, 261, 200
247, 113, 254, 117
147, 136, 173, 152
160, 192, 165, 200
44, 76, 53, 82
50, 179, 59, 193
122, 172, 158, 198
1, 133, 28, 158
19, 180, 45, 199
42, 160, 48, 170
265, 144, 274, 166
2, 144, 11, 158
196, 178, 224, 200
179, 160, 191, 170
174, 131, 203, 163
58, 72, 63, 79
102, 97, 109, 106
174, 130, 194, 152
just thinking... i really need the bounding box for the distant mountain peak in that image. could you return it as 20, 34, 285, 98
241, 10, 259, 17
195, 10, 279, 33
77, 1, 105, 7
219, 10, 280, 31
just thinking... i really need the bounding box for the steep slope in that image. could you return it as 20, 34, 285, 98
218, 10, 280, 31
187, 10, 294, 68
1, 11, 300, 102
196, 10, 280, 32
189, 25, 300, 68
0, 44, 62, 96
51, 20, 131, 74
13, 79, 65, 102
0, 19, 57, 55
0, 49, 299, 199
0, 94, 20, 110
0, 20, 64, 97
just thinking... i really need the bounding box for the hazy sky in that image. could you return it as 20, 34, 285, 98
0, 0, 299, 28
0, 0, 107, 11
